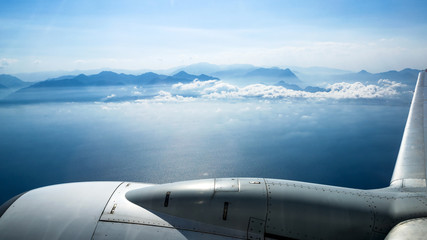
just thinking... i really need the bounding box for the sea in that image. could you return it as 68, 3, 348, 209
0, 98, 409, 204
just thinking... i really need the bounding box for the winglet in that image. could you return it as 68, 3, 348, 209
390, 70, 426, 188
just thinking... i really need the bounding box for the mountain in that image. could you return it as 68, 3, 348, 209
275, 80, 302, 91
297, 68, 421, 87
246, 67, 298, 78
0, 74, 29, 88
167, 63, 303, 85
46, 75, 77, 81
212, 68, 256, 78
170, 63, 223, 75
31, 76, 86, 88
290, 66, 352, 76
134, 71, 217, 85
13, 68, 164, 82
171, 62, 256, 76
12, 63, 301, 88
135, 72, 167, 85
198, 65, 302, 85
378, 68, 420, 85
275, 80, 328, 93
243, 67, 302, 85
335, 68, 420, 86
166, 71, 219, 83
4, 70, 219, 103
303, 86, 329, 93
22, 71, 219, 89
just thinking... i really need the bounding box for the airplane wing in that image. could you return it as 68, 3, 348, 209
384, 70, 427, 239
390, 70, 427, 188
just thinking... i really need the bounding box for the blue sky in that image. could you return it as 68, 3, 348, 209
1, 0, 427, 73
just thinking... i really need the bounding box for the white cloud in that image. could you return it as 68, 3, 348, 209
101, 94, 116, 101
172, 79, 218, 91
0, 58, 18, 68
135, 90, 195, 103
132, 91, 143, 96
172, 79, 403, 100
324, 80, 403, 99
378, 79, 404, 87
202, 81, 238, 94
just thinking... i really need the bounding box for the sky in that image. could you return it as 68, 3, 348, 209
1, 0, 427, 74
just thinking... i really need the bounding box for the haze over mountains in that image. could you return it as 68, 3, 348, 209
30, 71, 219, 88
326, 68, 419, 85
2, 63, 420, 86
0, 63, 420, 103
0, 74, 30, 88
164, 63, 419, 87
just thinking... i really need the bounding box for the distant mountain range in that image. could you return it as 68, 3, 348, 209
5, 62, 421, 86
1, 65, 420, 90
1, 66, 304, 91
0, 74, 30, 88
1, 71, 220, 103
333, 68, 420, 86
293, 68, 420, 87
243, 67, 301, 84
170, 63, 419, 87
29, 71, 218, 88
173, 63, 302, 85
169, 62, 256, 76
275, 80, 328, 93
0, 64, 421, 104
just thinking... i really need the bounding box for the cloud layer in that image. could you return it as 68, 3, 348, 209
169, 79, 404, 100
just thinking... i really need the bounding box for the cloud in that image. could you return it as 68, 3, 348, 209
136, 91, 195, 103
172, 79, 218, 91
173, 79, 238, 96
172, 79, 403, 100
101, 94, 116, 101
106, 94, 116, 99
132, 91, 143, 96
201, 81, 238, 94
378, 79, 404, 87
0, 58, 18, 68
324, 80, 404, 99
200, 84, 308, 99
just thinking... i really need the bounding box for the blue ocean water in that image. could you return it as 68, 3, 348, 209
0, 100, 408, 203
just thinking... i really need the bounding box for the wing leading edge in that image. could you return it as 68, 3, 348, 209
390, 70, 426, 188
